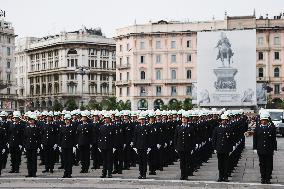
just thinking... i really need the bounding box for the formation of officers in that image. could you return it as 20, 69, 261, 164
0, 108, 277, 184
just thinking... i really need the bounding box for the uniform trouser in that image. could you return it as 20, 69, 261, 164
101, 149, 113, 175
158, 148, 164, 169
43, 145, 55, 170
2, 146, 8, 169
26, 149, 37, 176
148, 147, 157, 172
137, 149, 147, 176
79, 145, 90, 171
217, 153, 229, 179
10, 147, 22, 171
62, 148, 73, 176
178, 151, 190, 178
113, 147, 123, 172
0, 149, 3, 174
258, 153, 273, 181
91, 143, 100, 168
123, 145, 132, 168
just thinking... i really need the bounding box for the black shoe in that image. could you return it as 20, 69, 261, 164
108, 174, 112, 178
261, 179, 266, 184
14, 170, 19, 173
80, 170, 84, 173
138, 175, 143, 179
9, 170, 15, 173
266, 180, 271, 184
117, 171, 122, 174
58, 166, 64, 169
42, 170, 49, 173
50, 169, 54, 173
159, 167, 163, 171
180, 177, 188, 180
217, 178, 222, 182
149, 171, 156, 175
112, 170, 118, 174
25, 175, 32, 177
100, 174, 106, 178
67, 175, 72, 178
62, 175, 67, 178
223, 178, 229, 182
91, 166, 96, 169
39, 162, 44, 166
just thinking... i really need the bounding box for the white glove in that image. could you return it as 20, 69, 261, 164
113, 148, 116, 153
76, 144, 78, 148
214, 150, 217, 154
130, 142, 133, 147
170, 141, 172, 145
195, 144, 198, 149
233, 146, 236, 151
2, 149, 5, 154
164, 143, 167, 148
19, 145, 22, 150
175, 149, 178, 153
98, 148, 101, 152
73, 147, 76, 153
41, 144, 43, 149
6, 143, 9, 149
59, 147, 62, 152
53, 144, 58, 150
37, 148, 40, 153
90, 144, 92, 148
157, 144, 161, 149
133, 148, 138, 154
191, 150, 193, 155
23, 148, 26, 152
123, 144, 126, 149
253, 150, 257, 154
147, 148, 151, 154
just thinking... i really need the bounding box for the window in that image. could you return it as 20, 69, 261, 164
127, 72, 129, 80
156, 69, 161, 80
156, 41, 161, 49
119, 45, 122, 52
186, 86, 192, 95
187, 54, 192, 62
127, 87, 130, 96
7, 74, 10, 81
258, 67, 264, 77
119, 73, 122, 81
171, 54, 176, 63
140, 56, 145, 63
171, 41, 176, 49
119, 58, 122, 66
156, 55, 161, 63
126, 43, 130, 51
274, 52, 280, 60
7, 88, 10, 95
7, 47, 11, 56
7, 61, 10, 68
171, 69, 176, 79
140, 41, 145, 49
141, 71, 146, 80
187, 40, 192, 48
258, 52, 264, 60
274, 36, 280, 45
119, 88, 122, 96
171, 86, 177, 96
8, 37, 11, 44
257, 37, 264, 45
156, 86, 162, 96
274, 67, 280, 77
186, 70, 192, 79
274, 84, 280, 94
126, 57, 130, 65
140, 86, 146, 96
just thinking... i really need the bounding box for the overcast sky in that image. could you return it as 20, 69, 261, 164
1, 0, 283, 39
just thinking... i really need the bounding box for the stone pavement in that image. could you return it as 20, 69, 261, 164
0, 137, 284, 188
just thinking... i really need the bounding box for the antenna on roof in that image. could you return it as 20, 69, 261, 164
253, 8, 256, 17
134, 19, 136, 25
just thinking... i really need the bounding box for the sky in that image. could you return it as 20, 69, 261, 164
1, 0, 284, 39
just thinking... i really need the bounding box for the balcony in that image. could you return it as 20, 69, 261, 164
256, 77, 269, 82
117, 64, 130, 70
133, 79, 151, 85
164, 79, 194, 85
116, 80, 131, 86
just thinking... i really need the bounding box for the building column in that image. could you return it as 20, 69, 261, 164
97, 74, 101, 94
109, 75, 113, 94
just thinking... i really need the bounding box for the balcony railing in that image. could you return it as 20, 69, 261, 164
116, 80, 131, 86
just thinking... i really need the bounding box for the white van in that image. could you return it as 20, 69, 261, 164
265, 109, 284, 136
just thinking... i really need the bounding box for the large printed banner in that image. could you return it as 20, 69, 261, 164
197, 30, 256, 107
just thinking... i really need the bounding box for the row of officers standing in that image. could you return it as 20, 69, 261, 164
0, 109, 277, 184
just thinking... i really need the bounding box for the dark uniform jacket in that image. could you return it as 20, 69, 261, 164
133, 123, 149, 150
98, 123, 114, 150
113, 121, 124, 148
9, 122, 24, 148
253, 123, 277, 154
77, 122, 92, 146
24, 124, 41, 150
41, 122, 58, 146
59, 124, 76, 148
212, 124, 232, 153
91, 121, 101, 145
174, 123, 195, 152
0, 121, 9, 149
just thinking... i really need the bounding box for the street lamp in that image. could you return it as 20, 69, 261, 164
75, 66, 90, 108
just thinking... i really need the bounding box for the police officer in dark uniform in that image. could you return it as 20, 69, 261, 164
23, 114, 41, 177
0, 112, 9, 176
8, 111, 24, 173
98, 114, 114, 178
122, 112, 133, 170
59, 113, 77, 178
212, 113, 232, 182
253, 111, 277, 184
90, 111, 101, 170
132, 114, 150, 179
41, 112, 58, 173
112, 112, 124, 174
76, 112, 92, 173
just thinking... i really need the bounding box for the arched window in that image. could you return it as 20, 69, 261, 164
141, 71, 146, 80
186, 70, 192, 79
274, 67, 280, 77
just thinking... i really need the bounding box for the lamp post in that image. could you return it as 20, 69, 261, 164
75, 66, 90, 108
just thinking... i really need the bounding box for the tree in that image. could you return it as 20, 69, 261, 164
182, 98, 193, 110
65, 98, 78, 111
53, 100, 63, 111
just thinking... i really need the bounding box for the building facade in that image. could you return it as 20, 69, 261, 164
115, 14, 284, 110
15, 28, 116, 111
0, 19, 17, 111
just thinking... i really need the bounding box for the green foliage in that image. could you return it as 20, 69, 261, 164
161, 98, 193, 111
52, 100, 63, 111
65, 98, 78, 111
